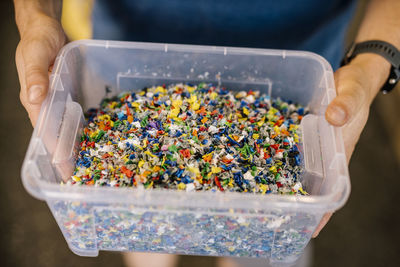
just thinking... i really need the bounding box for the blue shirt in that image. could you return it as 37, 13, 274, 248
92, 0, 356, 69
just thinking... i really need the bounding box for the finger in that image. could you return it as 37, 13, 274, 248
312, 212, 332, 238
325, 65, 369, 126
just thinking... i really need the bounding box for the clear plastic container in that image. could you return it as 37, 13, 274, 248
21, 40, 350, 265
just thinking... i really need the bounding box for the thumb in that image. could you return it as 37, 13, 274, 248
325, 64, 369, 127
16, 39, 56, 126
23, 40, 53, 105
16, 31, 66, 125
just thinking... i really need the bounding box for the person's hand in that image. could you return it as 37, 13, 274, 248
14, 1, 66, 126
312, 53, 391, 237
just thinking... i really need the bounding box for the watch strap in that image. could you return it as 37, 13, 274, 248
342, 40, 400, 94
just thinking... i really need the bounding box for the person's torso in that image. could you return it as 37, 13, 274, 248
92, 0, 357, 68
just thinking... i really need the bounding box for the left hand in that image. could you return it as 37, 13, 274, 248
312, 53, 391, 237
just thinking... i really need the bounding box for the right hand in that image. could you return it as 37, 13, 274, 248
15, 6, 66, 126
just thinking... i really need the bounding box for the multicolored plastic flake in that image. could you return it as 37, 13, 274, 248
67, 83, 308, 195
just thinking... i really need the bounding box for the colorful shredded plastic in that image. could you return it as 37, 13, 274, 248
67, 83, 308, 195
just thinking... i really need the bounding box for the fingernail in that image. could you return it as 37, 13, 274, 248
28, 85, 44, 104
327, 105, 347, 125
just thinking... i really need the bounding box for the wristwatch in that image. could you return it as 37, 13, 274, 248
341, 40, 400, 94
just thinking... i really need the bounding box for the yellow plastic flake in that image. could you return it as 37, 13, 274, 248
142, 139, 148, 148
177, 183, 186, 190
299, 187, 308, 195
90, 129, 99, 139
161, 156, 166, 166
268, 107, 278, 115
108, 165, 114, 172
210, 92, 218, 100
109, 121, 114, 127
252, 133, 259, 139
188, 94, 197, 104
201, 117, 208, 124
144, 151, 156, 158
134, 144, 143, 150
131, 102, 140, 109
274, 125, 280, 135
110, 102, 117, 109
211, 166, 221, 173
139, 91, 146, 96
294, 133, 299, 143
259, 184, 269, 194
138, 160, 145, 169
109, 151, 114, 156
172, 99, 182, 107
243, 107, 250, 116
228, 179, 234, 187
269, 166, 277, 173
192, 101, 200, 111
169, 106, 181, 118
202, 152, 214, 162
72, 175, 81, 182
188, 166, 200, 176
155, 86, 167, 93
257, 117, 265, 127
187, 86, 195, 93
289, 124, 299, 131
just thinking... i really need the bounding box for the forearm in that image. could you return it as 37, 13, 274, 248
356, 0, 400, 45
14, 0, 62, 36
351, 0, 400, 96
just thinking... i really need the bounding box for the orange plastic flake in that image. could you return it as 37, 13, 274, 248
196, 106, 206, 115
127, 115, 133, 123
120, 166, 133, 178
281, 129, 290, 136
202, 153, 213, 162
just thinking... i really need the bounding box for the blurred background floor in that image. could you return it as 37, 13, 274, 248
1, 1, 399, 267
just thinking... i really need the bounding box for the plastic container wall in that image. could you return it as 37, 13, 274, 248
21, 40, 350, 265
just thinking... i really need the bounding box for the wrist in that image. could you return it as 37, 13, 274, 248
14, 0, 62, 36
349, 53, 391, 95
